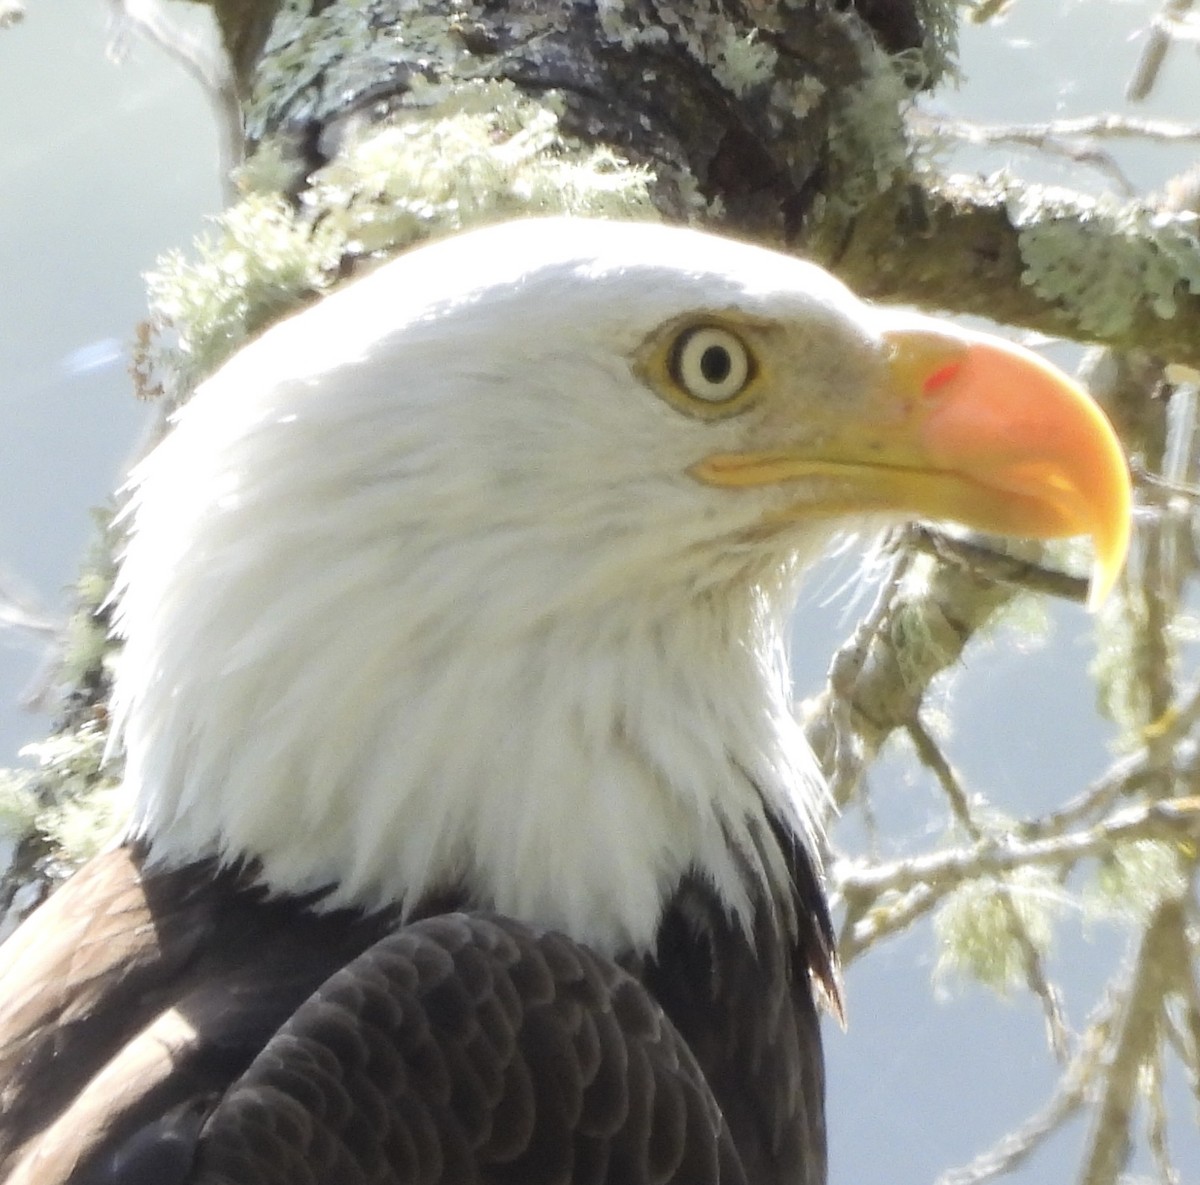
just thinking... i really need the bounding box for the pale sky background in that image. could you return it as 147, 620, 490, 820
1, 2, 1197, 1183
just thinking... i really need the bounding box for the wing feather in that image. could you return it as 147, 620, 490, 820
189, 914, 743, 1185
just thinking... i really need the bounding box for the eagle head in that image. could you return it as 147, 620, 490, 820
108, 219, 1130, 952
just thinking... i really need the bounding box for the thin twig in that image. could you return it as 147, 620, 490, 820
836, 796, 1200, 964
1134, 465, 1200, 504
837, 798, 1200, 901
0, 577, 62, 642
105, 0, 243, 193
921, 112, 1200, 146
837, 878, 943, 965
910, 111, 1140, 195
1014, 750, 1151, 841
907, 527, 1089, 604
1128, 0, 1197, 102
1016, 680, 1200, 844
937, 1004, 1116, 1185
1172, 890, 1200, 1107
907, 716, 973, 829
805, 546, 911, 817
907, 716, 1071, 1056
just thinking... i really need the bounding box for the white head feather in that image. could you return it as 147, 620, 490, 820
109, 218, 889, 953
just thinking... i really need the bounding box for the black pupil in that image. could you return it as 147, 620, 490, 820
700, 344, 732, 385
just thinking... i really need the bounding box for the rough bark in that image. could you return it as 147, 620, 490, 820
187, 0, 1200, 364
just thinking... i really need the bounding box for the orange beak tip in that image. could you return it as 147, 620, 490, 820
1086, 509, 1132, 613
891, 328, 1133, 611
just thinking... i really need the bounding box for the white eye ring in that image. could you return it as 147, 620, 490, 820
671, 326, 753, 403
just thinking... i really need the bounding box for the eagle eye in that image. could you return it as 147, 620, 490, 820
671, 326, 753, 404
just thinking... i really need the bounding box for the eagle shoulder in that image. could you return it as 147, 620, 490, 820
0, 847, 395, 1185
0, 827, 830, 1185
191, 913, 745, 1185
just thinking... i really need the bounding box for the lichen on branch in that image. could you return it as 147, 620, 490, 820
139, 80, 656, 402
809, 172, 1200, 366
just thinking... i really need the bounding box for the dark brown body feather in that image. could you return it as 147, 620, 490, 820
0, 834, 835, 1185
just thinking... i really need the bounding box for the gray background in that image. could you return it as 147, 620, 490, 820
2, 2, 1196, 1182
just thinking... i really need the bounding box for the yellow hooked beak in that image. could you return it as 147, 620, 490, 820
690, 321, 1131, 609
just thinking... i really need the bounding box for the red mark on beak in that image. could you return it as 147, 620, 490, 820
923, 362, 961, 396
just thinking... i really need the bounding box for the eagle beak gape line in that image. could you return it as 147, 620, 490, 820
691, 316, 1132, 609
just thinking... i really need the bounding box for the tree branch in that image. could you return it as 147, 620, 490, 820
937, 1003, 1116, 1185
838, 798, 1200, 906
1127, 0, 1197, 102
807, 173, 1200, 367
108, 0, 243, 186
907, 716, 1070, 1057
801, 525, 1020, 809
917, 111, 1200, 147
1078, 898, 1193, 1185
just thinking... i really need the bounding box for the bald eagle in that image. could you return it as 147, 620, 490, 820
0, 219, 1128, 1185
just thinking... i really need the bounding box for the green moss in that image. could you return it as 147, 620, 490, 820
983, 583, 1050, 647
59, 612, 110, 691
42, 782, 124, 865
712, 28, 778, 97
6, 722, 123, 871
0, 504, 123, 874
822, 45, 914, 212
1084, 841, 1188, 926
934, 866, 1062, 993
233, 137, 306, 198
912, 0, 960, 87
142, 80, 655, 402
145, 194, 342, 396
0, 769, 37, 840
1012, 188, 1200, 337
889, 568, 960, 691
307, 80, 656, 257
595, 0, 671, 51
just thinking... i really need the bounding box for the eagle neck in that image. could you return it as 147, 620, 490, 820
119, 552, 822, 957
